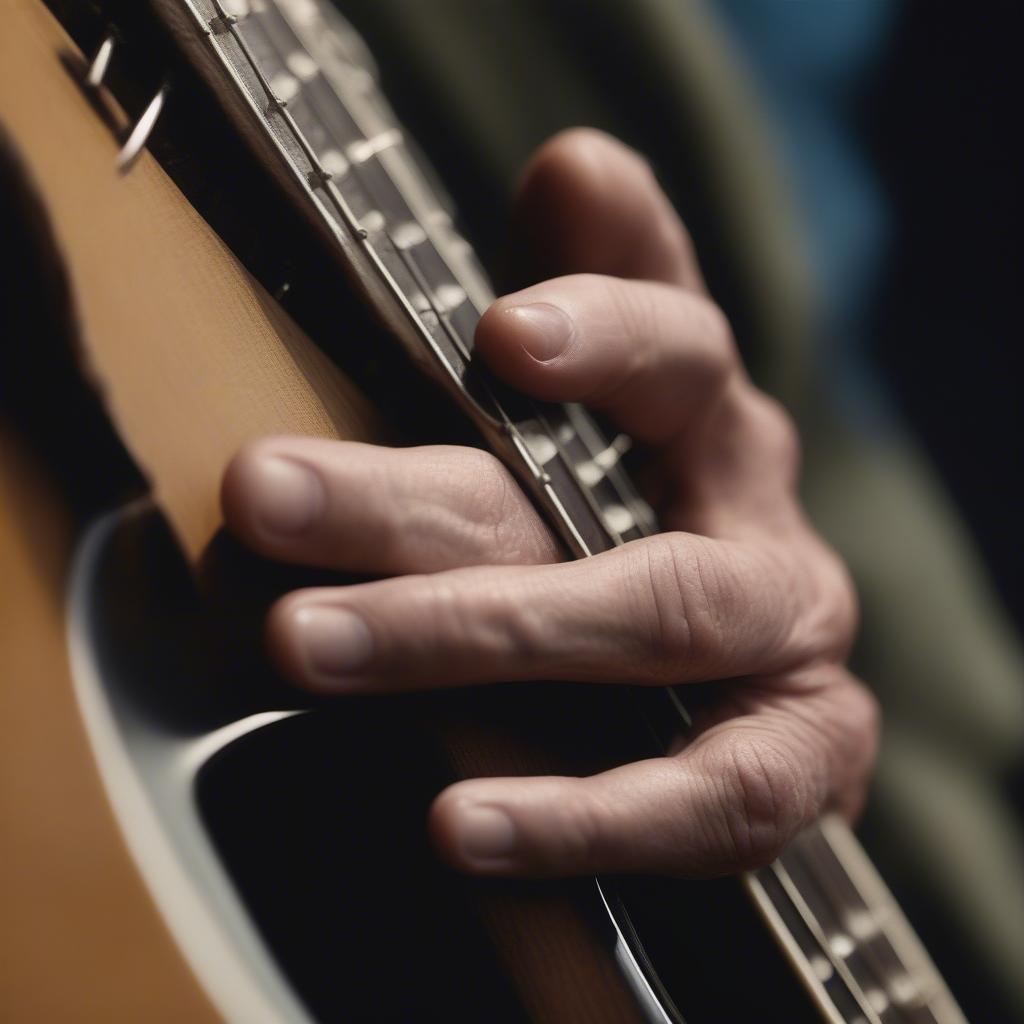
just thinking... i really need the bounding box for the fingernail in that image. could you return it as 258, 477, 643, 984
456, 805, 518, 864
506, 303, 573, 362
252, 457, 324, 537
293, 605, 373, 686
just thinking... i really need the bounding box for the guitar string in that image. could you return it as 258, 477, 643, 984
256, 1, 626, 558
207, 2, 604, 557
264, 0, 656, 548
782, 836, 938, 1019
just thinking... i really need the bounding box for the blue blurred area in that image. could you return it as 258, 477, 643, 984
712, 0, 897, 430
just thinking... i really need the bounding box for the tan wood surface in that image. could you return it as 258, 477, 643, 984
0, 0, 378, 562
0, 432, 224, 1023
0, 0, 378, 1018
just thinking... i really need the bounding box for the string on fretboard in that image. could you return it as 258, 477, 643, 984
205, 0, 655, 559
181, 3, 966, 1022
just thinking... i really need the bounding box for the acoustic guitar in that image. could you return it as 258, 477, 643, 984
0, 0, 968, 1021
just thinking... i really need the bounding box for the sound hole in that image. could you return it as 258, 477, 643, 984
197, 710, 526, 1023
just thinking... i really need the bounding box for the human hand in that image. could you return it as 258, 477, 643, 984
222, 129, 877, 879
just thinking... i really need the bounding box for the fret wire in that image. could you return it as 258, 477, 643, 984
744, 870, 865, 1024
564, 402, 657, 539
378, 219, 471, 360
779, 844, 930, 1023
259, 1, 649, 555
817, 818, 968, 1024
815, 827, 950, 1019
557, 406, 633, 546
216, 27, 478, 404
281, 1, 492, 314
767, 858, 888, 1024
383, 224, 613, 557
240, 0, 619, 563
533, 409, 626, 549
243, 0, 650, 559
786, 833, 939, 1018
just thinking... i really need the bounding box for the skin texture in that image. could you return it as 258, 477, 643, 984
222, 129, 878, 881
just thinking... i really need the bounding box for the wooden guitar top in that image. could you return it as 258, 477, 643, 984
0, 0, 375, 1017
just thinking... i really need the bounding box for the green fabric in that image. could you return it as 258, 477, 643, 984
341, 0, 1024, 1014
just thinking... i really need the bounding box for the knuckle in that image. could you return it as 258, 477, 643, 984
627, 535, 730, 679
410, 570, 537, 674
456, 449, 555, 564
407, 573, 483, 655
712, 733, 810, 870
426, 448, 530, 564
460, 448, 515, 527
429, 568, 546, 665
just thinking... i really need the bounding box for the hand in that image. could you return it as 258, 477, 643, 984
222, 129, 877, 879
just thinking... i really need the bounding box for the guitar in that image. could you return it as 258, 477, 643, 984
0, 0, 967, 1021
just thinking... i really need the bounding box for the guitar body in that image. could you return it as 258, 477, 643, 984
0, 3, 368, 1017
0, 2, 967, 1022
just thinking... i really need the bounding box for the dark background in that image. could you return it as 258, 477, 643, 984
868, 4, 1023, 645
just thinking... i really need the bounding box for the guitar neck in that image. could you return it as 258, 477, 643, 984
156, 3, 966, 1022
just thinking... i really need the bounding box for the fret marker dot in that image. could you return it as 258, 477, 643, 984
280, 0, 317, 25
809, 954, 833, 982
321, 149, 349, 177
846, 909, 880, 942
286, 51, 319, 82
556, 422, 575, 445
888, 974, 918, 1006
522, 432, 558, 466
361, 210, 385, 234
347, 128, 403, 164
435, 284, 467, 312
828, 932, 855, 959
269, 72, 300, 103
604, 504, 635, 535
866, 988, 889, 1014
392, 222, 428, 250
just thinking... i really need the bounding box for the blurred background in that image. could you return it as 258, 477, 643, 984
330, 1, 1024, 1020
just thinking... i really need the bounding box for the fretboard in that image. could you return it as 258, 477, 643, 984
166, 3, 967, 1022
